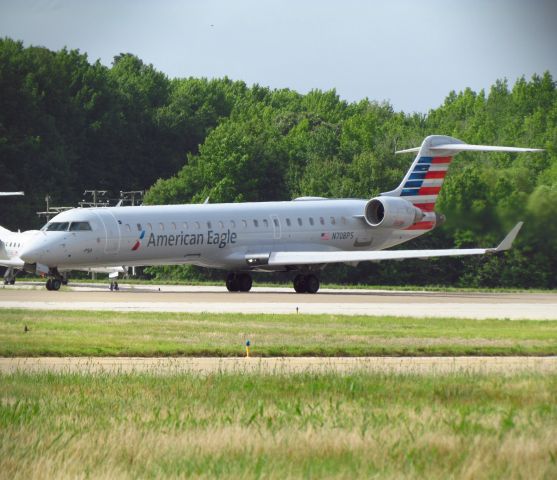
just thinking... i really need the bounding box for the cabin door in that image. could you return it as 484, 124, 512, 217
270, 215, 281, 240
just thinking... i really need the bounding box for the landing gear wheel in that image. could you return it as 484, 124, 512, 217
46, 279, 53, 291
50, 278, 61, 291
305, 274, 320, 294
226, 273, 240, 292
238, 273, 252, 292
10, 279, 15, 285
293, 274, 307, 293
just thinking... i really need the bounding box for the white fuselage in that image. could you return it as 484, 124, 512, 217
20, 199, 426, 271
0, 229, 38, 268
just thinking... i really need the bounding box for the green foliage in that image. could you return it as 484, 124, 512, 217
1, 38, 555, 287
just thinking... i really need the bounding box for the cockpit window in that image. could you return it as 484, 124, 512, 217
45, 222, 70, 231
69, 222, 92, 231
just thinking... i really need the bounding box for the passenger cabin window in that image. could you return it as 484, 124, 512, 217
273, 218, 279, 227
183, 222, 188, 230
194, 221, 201, 229
242, 220, 247, 228
309, 218, 314, 226
207, 221, 212, 229
320, 217, 325, 225
263, 219, 269, 228
230, 220, 236, 228
146, 223, 152, 231
69, 222, 92, 231
330, 217, 336, 225
46, 222, 69, 231
218, 221, 224, 229
341, 217, 347, 225
253, 220, 259, 227
286, 218, 291, 227
297, 218, 303, 226
171, 222, 177, 230
137, 223, 142, 231
159, 223, 164, 231
125, 224, 131, 232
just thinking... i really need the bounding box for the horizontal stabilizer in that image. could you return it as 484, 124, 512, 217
267, 222, 523, 266
430, 144, 544, 153
396, 143, 544, 155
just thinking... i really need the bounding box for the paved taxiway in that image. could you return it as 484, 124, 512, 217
1, 282, 556, 319
2, 356, 557, 375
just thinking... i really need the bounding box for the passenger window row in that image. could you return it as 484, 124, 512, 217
128, 216, 348, 232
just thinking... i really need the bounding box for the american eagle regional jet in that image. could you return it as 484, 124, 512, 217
15, 135, 542, 293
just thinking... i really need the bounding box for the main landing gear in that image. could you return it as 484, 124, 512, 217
109, 281, 119, 291
3, 268, 16, 285
293, 274, 320, 294
226, 272, 252, 292
224, 272, 320, 294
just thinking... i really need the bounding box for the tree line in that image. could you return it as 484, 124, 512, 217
1, 38, 555, 287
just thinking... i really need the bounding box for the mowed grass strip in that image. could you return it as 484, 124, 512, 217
1, 371, 556, 479
1, 309, 556, 356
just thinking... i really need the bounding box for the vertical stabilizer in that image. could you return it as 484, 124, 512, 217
382, 135, 463, 213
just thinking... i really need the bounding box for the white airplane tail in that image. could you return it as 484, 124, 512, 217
0, 226, 11, 261
382, 135, 543, 213
0, 225, 11, 241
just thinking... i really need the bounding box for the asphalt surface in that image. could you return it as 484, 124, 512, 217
2, 356, 557, 375
0, 282, 556, 319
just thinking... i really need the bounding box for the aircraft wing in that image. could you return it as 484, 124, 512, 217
266, 222, 523, 267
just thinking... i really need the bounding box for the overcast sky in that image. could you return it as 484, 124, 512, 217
1, 0, 556, 113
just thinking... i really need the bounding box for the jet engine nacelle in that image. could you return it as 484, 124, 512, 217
364, 197, 424, 229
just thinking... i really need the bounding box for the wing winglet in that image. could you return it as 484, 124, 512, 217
493, 222, 523, 252
395, 146, 421, 154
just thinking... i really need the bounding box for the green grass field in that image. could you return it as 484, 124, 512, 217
1, 309, 557, 357
1, 371, 556, 479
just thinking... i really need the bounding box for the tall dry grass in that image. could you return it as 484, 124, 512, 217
1, 371, 556, 478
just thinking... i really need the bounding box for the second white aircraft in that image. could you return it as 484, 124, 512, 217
17, 135, 542, 292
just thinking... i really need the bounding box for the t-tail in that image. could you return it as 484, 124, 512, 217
379, 135, 543, 231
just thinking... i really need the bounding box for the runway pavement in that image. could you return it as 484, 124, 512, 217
1, 282, 556, 319
2, 356, 557, 375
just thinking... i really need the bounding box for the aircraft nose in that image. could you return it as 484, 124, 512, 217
19, 239, 46, 263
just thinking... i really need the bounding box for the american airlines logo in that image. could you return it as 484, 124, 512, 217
131, 230, 146, 251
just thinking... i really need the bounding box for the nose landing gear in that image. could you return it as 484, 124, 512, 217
45, 277, 62, 291
44, 268, 65, 291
